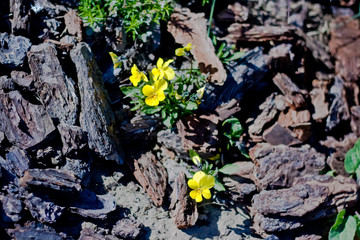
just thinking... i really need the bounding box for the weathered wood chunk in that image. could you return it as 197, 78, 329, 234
112, 218, 143, 239
250, 143, 326, 190
170, 171, 198, 228
329, 17, 360, 82
10, 0, 31, 35
70, 43, 124, 164
0, 146, 30, 178
0, 90, 56, 149
57, 122, 87, 155
326, 76, 350, 131
263, 122, 301, 146
20, 168, 81, 192
0, 194, 23, 222
272, 73, 306, 109
252, 175, 358, 234
351, 106, 360, 137
133, 152, 168, 207
64, 10, 83, 41
168, 7, 226, 85
24, 194, 64, 223
8, 222, 64, 240
0, 32, 31, 68
28, 43, 78, 125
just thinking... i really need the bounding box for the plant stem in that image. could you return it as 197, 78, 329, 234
207, 0, 216, 37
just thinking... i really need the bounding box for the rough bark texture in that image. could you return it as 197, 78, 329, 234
112, 218, 143, 239
272, 73, 306, 109
133, 152, 168, 207
10, 0, 31, 35
250, 143, 326, 191
20, 168, 82, 193
24, 194, 64, 223
252, 175, 358, 234
167, 7, 227, 85
57, 122, 87, 155
70, 42, 124, 164
28, 42, 78, 125
170, 171, 198, 228
1, 146, 30, 178
0, 32, 31, 68
0, 90, 56, 149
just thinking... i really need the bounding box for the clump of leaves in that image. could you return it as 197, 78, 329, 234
111, 43, 207, 128
344, 138, 360, 180
328, 209, 360, 240
79, 0, 173, 40
212, 35, 245, 64
221, 117, 249, 158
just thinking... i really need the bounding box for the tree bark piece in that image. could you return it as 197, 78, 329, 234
0, 194, 23, 223
326, 76, 350, 131
24, 194, 64, 224
248, 93, 285, 142
0, 146, 30, 178
252, 175, 358, 235
351, 106, 360, 137
0, 32, 31, 69
70, 43, 124, 164
272, 73, 306, 109
28, 43, 79, 125
250, 143, 326, 191
8, 222, 65, 240
10, 0, 31, 35
57, 122, 87, 155
170, 171, 198, 228
167, 7, 226, 85
0, 90, 56, 149
263, 122, 302, 146
329, 17, 360, 82
20, 168, 82, 193
112, 218, 143, 239
133, 152, 168, 207
64, 10, 83, 42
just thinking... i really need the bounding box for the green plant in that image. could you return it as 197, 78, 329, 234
221, 117, 249, 158
344, 138, 360, 180
188, 150, 239, 194
328, 209, 360, 240
111, 43, 207, 128
211, 35, 245, 64
79, 0, 173, 40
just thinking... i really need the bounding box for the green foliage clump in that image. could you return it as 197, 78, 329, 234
79, 0, 173, 40
344, 138, 360, 180
328, 209, 359, 240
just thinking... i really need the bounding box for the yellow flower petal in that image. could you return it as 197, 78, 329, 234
196, 87, 205, 99
193, 171, 205, 183
154, 79, 168, 92
188, 179, 199, 190
142, 85, 154, 97
163, 59, 174, 68
184, 43, 193, 51
164, 67, 175, 80
156, 91, 165, 102
131, 64, 139, 75
199, 175, 215, 189
141, 72, 148, 82
157, 58, 164, 69
202, 188, 211, 199
195, 193, 203, 202
175, 48, 185, 56
190, 189, 200, 200
145, 95, 159, 106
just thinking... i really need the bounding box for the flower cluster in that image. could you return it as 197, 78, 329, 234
128, 57, 175, 106
188, 171, 215, 202
175, 43, 194, 57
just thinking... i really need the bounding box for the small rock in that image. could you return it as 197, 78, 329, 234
25, 194, 64, 223
263, 122, 301, 146
112, 218, 143, 239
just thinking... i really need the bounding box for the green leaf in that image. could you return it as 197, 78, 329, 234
185, 101, 198, 111
344, 139, 360, 174
214, 178, 225, 191
222, 117, 244, 138
141, 106, 161, 115
329, 210, 357, 240
120, 86, 141, 97
219, 164, 239, 175
189, 150, 199, 159
226, 51, 245, 62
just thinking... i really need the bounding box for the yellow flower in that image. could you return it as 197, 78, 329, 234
142, 79, 168, 106
152, 58, 175, 81
188, 171, 215, 202
175, 43, 194, 56
109, 52, 121, 69
196, 86, 205, 99
192, 156, 201, 165
130, 64, 148, 87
